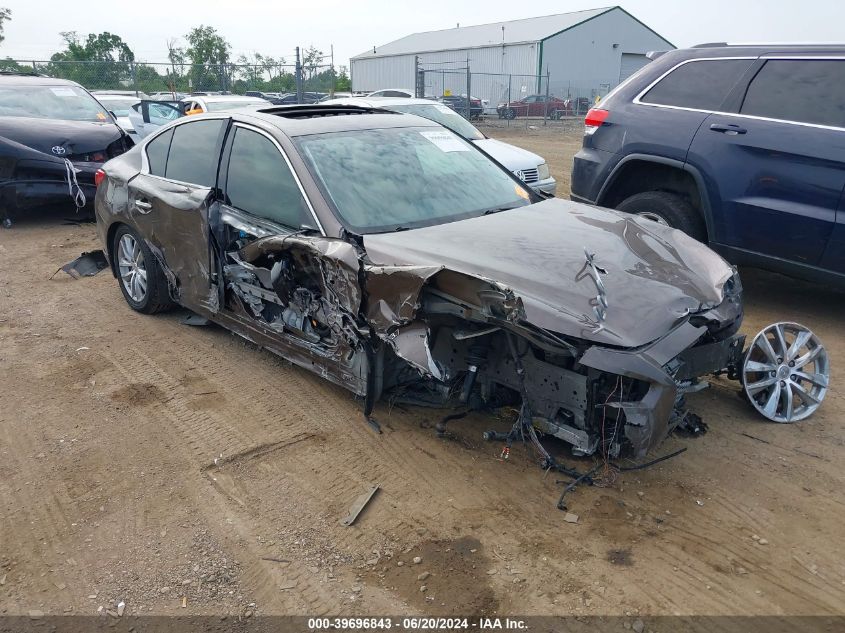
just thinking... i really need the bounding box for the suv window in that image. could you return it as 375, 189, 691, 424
165, 119, 225, 187
225, 127, 311, 229
741, 59, 845, 128
146, 128, 173, 177
641, 59, 754, 110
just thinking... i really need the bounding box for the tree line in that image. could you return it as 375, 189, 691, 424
0, 12, 350, 95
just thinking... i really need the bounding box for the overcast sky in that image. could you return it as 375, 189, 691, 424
1, 0, 843, 67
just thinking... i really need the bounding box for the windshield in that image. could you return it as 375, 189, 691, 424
205, 99, 265, 112
296, 127, 531, 233
0, 84, 110, 122
389, 104, 484, 140
96, 97, 138, 117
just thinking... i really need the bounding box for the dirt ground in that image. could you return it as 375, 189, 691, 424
1, 124, 844, 620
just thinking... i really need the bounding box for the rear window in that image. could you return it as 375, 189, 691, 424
146, 128, 173, 177
164, 119, 225, 187
740, 59, 845, 128
640, 59, 754, 110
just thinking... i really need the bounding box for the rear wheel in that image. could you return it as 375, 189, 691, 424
616, 191, 706, 242
113, 224, 174, 314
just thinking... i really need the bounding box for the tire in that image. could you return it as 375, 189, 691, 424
616, 191, 707, 242
112, 224, 174, 314
503, 108, 516, 120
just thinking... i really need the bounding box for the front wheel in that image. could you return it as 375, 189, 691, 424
113, 224, 174, 314
502, 108, 516, 120
616, 191, 706, 242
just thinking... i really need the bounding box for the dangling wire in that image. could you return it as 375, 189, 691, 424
63, 158, 86, 209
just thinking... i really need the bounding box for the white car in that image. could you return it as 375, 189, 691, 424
126, 95, 272, 139
323, 97, 556, 195
92, 93, 141, 136
366, 88, 415, 98
181, 94, 270, 114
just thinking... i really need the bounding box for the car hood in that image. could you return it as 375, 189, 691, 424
473, 138, 544, 173
0, 116, 123, 156
362, 198, 734, 348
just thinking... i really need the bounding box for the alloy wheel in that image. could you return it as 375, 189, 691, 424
742, 322, 829, 423
117, 233, 148, 303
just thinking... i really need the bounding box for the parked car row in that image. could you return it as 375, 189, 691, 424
497, 95, 590, 119
0, 45, 835, 441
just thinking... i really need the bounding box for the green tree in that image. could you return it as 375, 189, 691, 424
48, 31, 135, 89
185, 25, 230, 92
0, 8, 11, 45
335, 65, 351, 92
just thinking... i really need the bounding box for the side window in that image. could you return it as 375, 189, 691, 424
145, 128, 173, 177
741, 60, 845, 128
641, 59, 755, 110
225, 127, 311, 229
165, 119, 225, 187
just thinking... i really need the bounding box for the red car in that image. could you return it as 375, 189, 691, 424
497, 95, 569, 119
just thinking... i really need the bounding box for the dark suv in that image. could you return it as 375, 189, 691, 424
571, 44, 845, 285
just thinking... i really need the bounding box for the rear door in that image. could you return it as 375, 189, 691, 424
127, 117, 228, 314
686, 57, 845, 265
819, 190, 845, 274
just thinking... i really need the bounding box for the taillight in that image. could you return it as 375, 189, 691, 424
94, 169, 106, 188
584, 108, 609, 134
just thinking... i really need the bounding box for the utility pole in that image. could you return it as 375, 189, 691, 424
330, 44, 335, 96
295, 46, 303, 104
465, 57, 471, 120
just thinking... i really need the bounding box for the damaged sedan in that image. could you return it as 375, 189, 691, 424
92, 104, 829, 462
0, 73, 133, 226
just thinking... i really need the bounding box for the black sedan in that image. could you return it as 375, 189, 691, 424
92, 104, 821, 463
0, 73, 133, 226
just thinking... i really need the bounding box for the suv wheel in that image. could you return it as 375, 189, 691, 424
616, 191, 706, 242
113, 224, 174, 314
502, 108, 516, 120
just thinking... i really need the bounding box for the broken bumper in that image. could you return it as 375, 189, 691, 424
580, 302, 744, 456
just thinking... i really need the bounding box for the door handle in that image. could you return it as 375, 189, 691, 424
710, 123, 747, 135
134, 198, 152, 213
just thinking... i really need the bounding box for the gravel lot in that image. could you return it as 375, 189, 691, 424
1, 123, 843, 619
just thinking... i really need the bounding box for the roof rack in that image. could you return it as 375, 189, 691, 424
693, 41, 845, 48
255, 104, 399, 119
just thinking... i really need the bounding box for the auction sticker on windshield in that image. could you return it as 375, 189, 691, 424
50, 87, 78, 97
434, 104, 459, 115
419, 130, 468, 152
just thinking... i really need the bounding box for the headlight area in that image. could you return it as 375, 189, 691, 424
537, 162, 551, 181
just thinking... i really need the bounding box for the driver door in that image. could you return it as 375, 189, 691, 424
127, 118, 229, 316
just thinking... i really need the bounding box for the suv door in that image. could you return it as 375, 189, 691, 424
127, 118, 228, 314
686, 58, 845, 266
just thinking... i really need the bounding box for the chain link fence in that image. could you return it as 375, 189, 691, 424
0, 56, 337, 100
415, 59, 609, 128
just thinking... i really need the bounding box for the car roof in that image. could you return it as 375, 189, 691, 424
322, 96, 440, 108
0, 74, 82, 87
231, 104, 441, 137
667, 43, 845, 59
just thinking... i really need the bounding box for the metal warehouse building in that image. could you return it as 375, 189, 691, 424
350, 6, 674, 107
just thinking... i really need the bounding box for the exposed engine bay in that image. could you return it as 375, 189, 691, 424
214, 211, 746, 461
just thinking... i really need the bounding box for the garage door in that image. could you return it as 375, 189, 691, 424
619, 53, 649, 83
